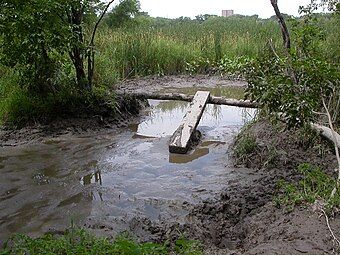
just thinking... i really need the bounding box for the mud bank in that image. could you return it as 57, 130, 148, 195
0, 94, 146, 147
116, 75, 246, 94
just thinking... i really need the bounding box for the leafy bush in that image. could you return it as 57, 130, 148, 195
244, 3, 340, 128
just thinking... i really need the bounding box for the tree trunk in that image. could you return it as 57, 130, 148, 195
69, 6, 90, 91
270, 0, 291, 50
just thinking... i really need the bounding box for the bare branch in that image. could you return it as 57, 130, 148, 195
90, 0, 115, 47
320, 208, 340, 247
322, 98, 340, 198
87, 0, 115, 88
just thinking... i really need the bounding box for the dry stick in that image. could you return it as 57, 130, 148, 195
320, 208, 340, 247
322, 98, 340, 198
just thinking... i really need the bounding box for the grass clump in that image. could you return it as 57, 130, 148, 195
234, 130, 259, 166
274, 163, 340, 212
0, 229, 203, 255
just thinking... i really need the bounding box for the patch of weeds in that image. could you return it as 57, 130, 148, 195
0, 228, 203, 255
174, 238, 203, 255
263, 144, 280, 168
234, 131, 258, 165
274, 163, 340, 212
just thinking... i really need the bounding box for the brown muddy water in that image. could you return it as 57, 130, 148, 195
0, 91, 255, 243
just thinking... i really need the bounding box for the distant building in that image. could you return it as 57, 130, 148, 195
222, 10, 234, 17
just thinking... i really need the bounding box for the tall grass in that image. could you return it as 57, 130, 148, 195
94, 16, 281, 83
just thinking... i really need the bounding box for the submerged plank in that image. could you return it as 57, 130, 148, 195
169, 91, 210, 154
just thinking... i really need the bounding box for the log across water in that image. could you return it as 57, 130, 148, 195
117, 91, 340, 150
117, 91, 258, 108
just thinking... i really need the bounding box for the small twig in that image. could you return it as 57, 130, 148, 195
312, 110, 327, 116
322, 98, 340, 198
268, 39, 281, 60
320, 208, 340, 247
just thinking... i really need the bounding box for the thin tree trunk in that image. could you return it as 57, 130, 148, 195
270, 0, 298, 84
69, 6, 89, 91
270, 0, 291, 49
87, 0, 116, 88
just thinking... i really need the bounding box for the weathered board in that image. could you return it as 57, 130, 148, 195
169, 91, 210, 154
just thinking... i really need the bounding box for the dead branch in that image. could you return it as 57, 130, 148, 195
320, 208, 340, 247
322, 98, 340, 198
270, 0, 291, 49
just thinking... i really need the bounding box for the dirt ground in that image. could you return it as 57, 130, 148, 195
1, 75, 339, 254
115, 75, 247, 94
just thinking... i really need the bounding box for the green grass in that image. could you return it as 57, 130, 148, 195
274, 163, 340, 212
234, 132, 258, 164
0, 67, 117, 127
0, 229, 203, 255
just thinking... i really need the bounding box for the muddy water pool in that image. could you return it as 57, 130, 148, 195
0, 95, 255, 242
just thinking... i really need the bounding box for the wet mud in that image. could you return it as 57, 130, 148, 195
0, 82, 255, 245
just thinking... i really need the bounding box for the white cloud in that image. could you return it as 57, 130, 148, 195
139, 0, 312, 18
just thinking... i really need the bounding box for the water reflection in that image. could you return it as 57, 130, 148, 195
133, 100, 256, 139
82, 171, 102, 186
169, 148, 209, 164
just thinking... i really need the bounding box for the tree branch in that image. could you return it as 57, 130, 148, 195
322, 98, 340, 198
90, 0, 115, 47
87, 0, 115, 88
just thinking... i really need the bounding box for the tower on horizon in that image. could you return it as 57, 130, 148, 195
222, 10, 234, 17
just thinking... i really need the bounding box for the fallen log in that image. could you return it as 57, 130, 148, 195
311, 123, 340, 150
116, 91, 258, 108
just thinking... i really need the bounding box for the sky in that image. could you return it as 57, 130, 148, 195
135, 0, 312, 19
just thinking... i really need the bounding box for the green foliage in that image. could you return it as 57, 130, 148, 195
0, 0, 71, 93
105, 0, 141, 28
174, 238, 203, 255
274, 163, 340, 211
0, 68, 117, 126
245, 52, 339, 127
244, 2, 340, 128
0, 229, 203, 255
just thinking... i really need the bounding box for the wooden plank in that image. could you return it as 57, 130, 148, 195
169, 91, 210, 154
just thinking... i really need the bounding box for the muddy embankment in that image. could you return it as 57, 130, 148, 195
143, 120, 340, 255
0, 75, 339, 254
